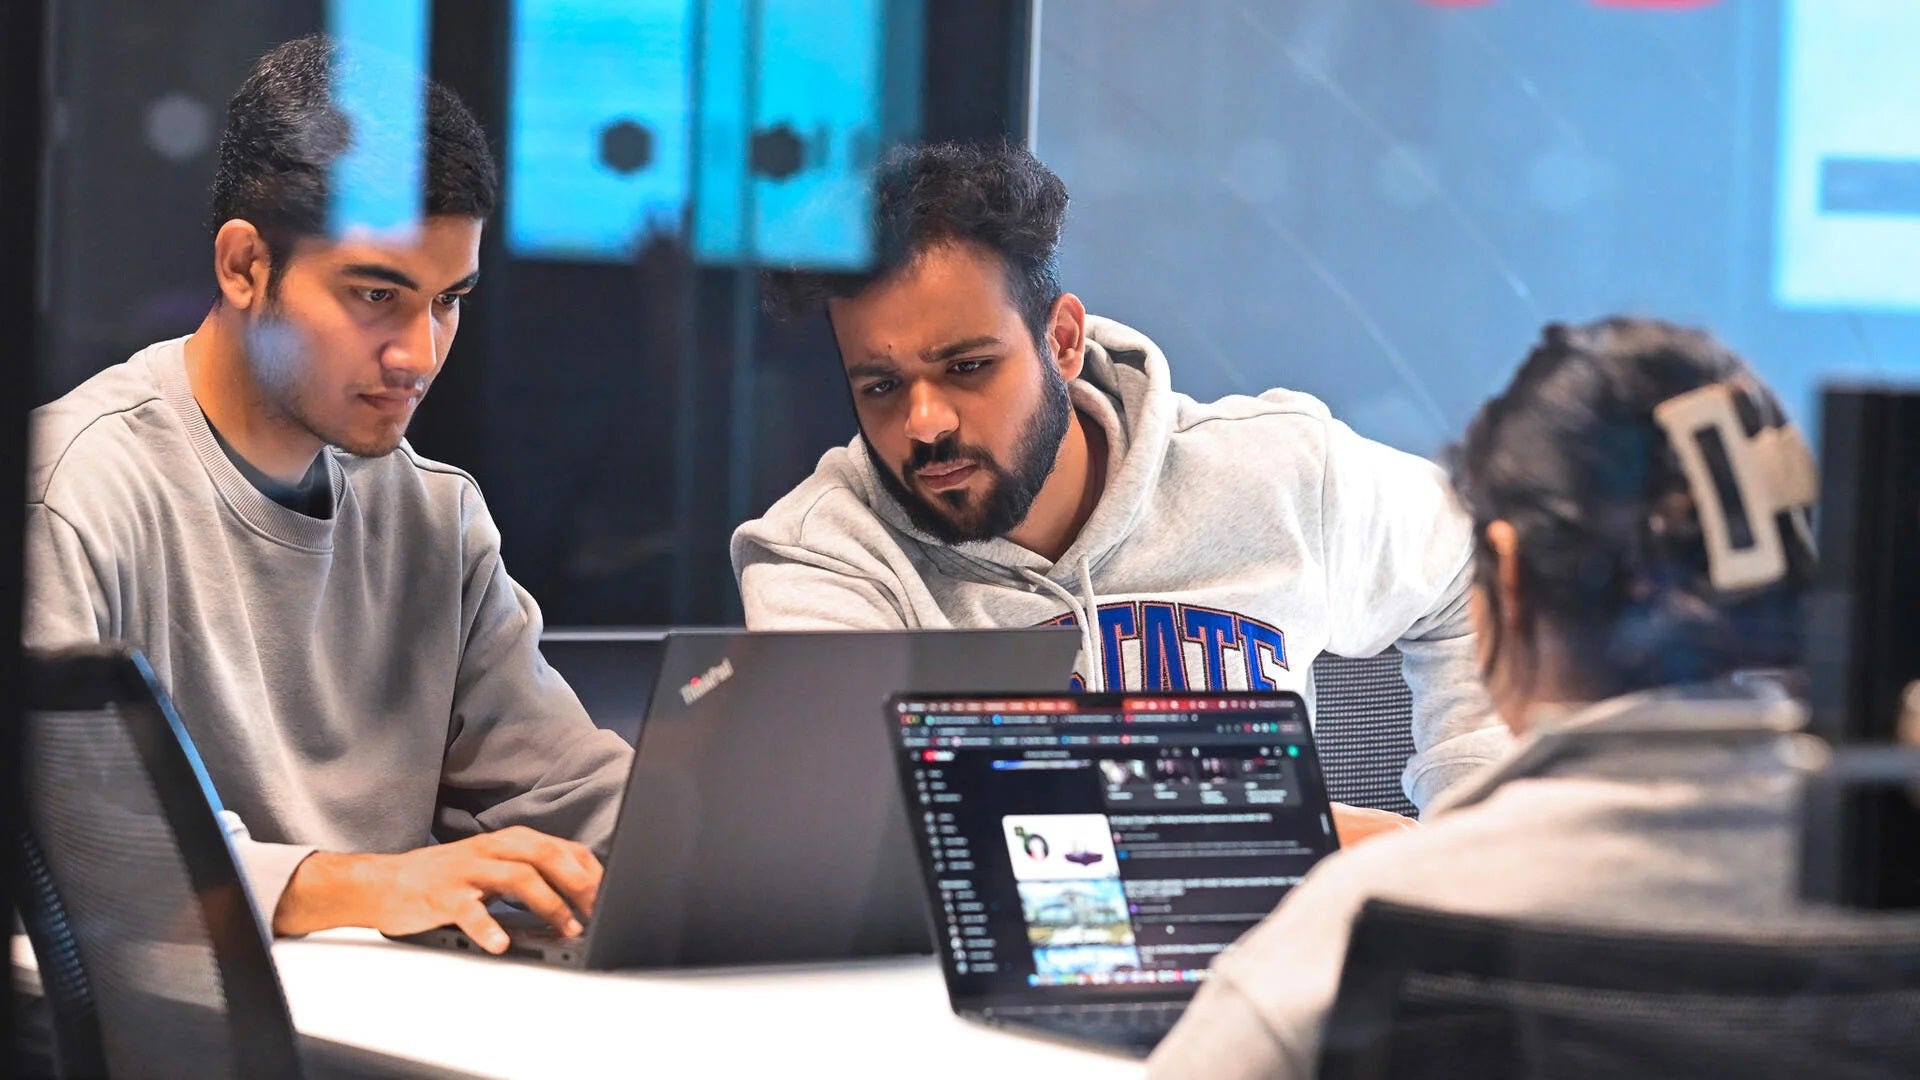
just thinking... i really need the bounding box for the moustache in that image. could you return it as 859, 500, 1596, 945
905, 437, 989, 474
378, 372, 431, 394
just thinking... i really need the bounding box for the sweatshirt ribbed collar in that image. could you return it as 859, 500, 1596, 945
1426, 678, 1808, 819
148, 336, 346, 552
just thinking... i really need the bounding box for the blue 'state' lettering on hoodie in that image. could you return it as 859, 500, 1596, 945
1044, 602, 1289, 693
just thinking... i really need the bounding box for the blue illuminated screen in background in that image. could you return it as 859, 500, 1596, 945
1773, 0, 1920, 311
1037, 0, 1920, 458
506, 0, 913, 268
327, 0, 429, 238
505, 0, 693, 261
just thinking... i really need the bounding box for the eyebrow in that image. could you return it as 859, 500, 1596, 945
845, 335, 1007, 382
846, 360, 900, 381
922, 335, 1003, 362
341, 264, 420, 291
341, 264, 482, 294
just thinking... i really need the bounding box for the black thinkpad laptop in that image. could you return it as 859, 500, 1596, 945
402, 627, 1080, 969
886, 691, 1340, 1056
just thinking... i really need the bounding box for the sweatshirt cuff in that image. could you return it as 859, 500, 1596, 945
1402, 723, 1514, 811
219, 810, 319, 936
1148, 973, 1303, 1080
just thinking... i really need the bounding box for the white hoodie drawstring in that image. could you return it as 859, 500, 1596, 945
1019, 561, 1107, 691
1076, 557, 1103, 690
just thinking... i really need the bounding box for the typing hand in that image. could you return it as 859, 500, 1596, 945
1330, 802, 1418, 848
272, 826, 603, 954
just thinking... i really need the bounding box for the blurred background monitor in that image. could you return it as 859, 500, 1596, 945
1808, 385, 1920, 747
1803, 384, 1920, 909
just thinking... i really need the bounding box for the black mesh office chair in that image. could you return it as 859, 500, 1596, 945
1310, 650, 1419, 818
1318, 899, 1920, 1080
14, 645, 303, 1079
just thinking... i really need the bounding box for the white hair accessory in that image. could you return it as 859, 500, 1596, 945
1652, 381, 1817, 593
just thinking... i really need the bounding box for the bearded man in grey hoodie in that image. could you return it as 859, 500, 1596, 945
732, 141, 1508, 826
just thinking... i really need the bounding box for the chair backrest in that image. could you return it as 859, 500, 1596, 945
15, 645, 303, 1079
1319, 899, 1920, 1080
1310, 649, 1418, 817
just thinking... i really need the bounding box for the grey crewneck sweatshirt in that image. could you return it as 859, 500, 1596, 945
26, 337, 633, 920
732, 316, 1509, 809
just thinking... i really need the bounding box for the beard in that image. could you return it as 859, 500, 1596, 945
243, 293, 411, 458
869, 360, 1073, 544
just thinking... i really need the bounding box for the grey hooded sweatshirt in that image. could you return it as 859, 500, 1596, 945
732, 316, 1508, 809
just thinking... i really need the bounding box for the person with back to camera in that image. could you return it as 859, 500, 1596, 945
1146, 316, 1850, 1078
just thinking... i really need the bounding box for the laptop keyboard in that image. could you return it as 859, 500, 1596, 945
507, 924, 585, 946
495, 913, 588, 963
982, 1001, 1189, 1054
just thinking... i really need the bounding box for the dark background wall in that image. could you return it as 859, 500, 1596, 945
3, 0, 50, 1050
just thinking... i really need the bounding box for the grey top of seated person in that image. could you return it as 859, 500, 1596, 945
25, 336, 633, 922
1146, 678, 1913, 1080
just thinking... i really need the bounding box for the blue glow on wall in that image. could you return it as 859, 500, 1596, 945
1774, 0, 1920, 311
327, 0, 429, 238
505, 0, 694, 261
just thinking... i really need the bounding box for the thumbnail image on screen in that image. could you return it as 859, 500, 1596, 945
1005, 814, 1142, 978
1002, 813, 1122, 881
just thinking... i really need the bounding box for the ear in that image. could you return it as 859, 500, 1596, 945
212, 219, 273, 310
1486, 520, 1524, 634
1046, 292, 1088, 382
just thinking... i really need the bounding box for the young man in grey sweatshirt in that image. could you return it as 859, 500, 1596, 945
732, 142, 1509, 827
25, 37, 628, 954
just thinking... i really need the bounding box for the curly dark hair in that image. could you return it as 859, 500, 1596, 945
209, 34, 498, 283
761, 140, 1070, 351
1448, 317, 1814, 700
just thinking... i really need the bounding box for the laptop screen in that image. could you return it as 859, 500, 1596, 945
888, 691, 1339, 1006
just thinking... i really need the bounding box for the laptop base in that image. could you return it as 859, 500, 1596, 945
972, 1001, 1190, 1058
392, 904, 590, 967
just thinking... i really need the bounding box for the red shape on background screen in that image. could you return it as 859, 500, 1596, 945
1414, 0, 1720, 6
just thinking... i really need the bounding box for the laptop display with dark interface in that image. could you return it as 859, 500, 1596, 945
886, 691, 1338, 1054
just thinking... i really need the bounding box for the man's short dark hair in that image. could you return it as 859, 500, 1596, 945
208, 34, 499, 276
763, 140, 1070, 350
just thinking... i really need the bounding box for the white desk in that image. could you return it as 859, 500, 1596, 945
16, 931, 1143, 1078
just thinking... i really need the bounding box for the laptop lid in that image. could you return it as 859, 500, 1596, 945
584, 627, 1081, 969
539, 628, 670, 745
886, 691, 1338, 1011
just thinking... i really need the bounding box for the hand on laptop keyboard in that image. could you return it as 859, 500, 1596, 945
274, 825, 603, 953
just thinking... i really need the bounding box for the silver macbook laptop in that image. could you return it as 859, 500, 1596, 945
403, 627, 1080, 969
885, 690, 1339, 1056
